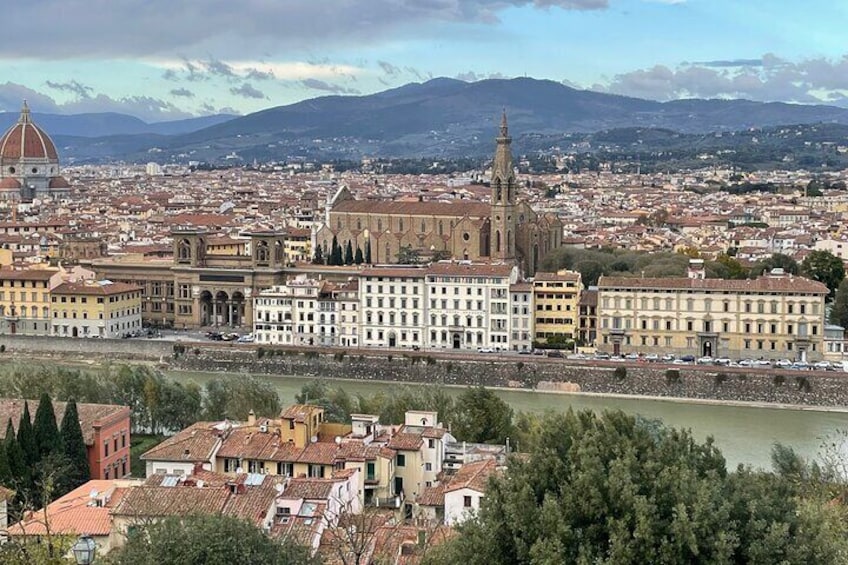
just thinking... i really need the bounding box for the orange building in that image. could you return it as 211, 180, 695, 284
0, 399, 131, 479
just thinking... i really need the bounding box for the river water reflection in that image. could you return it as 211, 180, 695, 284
170, 371, 848, 470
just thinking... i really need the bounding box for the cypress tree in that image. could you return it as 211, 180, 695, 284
0, 428, 10, 487
312, 245, 324, 265
33, 393, 62, 460
354, 246, 364, 265
17, 402, 37, 467
344, 240, 354, 265
364, 238, 372, 264
330, 235, 340, 266
6, 418, 29, 492
60, 400, 90, 493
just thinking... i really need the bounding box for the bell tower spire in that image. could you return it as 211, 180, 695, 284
19, 100, 31, 124
490, 109, 516, 261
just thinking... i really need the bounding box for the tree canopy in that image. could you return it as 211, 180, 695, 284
830, 278, 848, 329
107, 514, 317, 565
60, 400, 90, 493
801, 250, 845, 299
452, 387, 514, 444
429, 410, 848, 565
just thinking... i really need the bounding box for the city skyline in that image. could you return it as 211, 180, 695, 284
3, 0, 848, 121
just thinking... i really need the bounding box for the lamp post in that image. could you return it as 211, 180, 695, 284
72, 535, 97, 565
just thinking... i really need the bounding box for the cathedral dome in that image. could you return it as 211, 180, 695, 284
0, 177, 20, 190
0, 101, 58, 162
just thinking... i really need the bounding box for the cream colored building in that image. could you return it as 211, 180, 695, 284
533, 270, 582, 345
51, 280, 143, 338
425, 262, 517, 351
253, 275, 336, 346
510, 282, 534, 352
360, 266, 427, 349
597, 265, 828, 360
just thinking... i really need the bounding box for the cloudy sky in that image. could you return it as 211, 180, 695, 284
3, 0, 847, 122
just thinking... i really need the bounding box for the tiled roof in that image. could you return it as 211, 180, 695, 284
53, 280, 142, 296
8, 480, 134, 537
281, 477, 338, 500
534, 271, 581, 282
427, 262, 514, 277
333, 199, 490, 218
444, 459, 499, 493
280, 404, 319, 422
140, 421, 223, 462
298, 441, 340, 465
0, 399, 129, 446
216, 427, 303, 462
0, 268, 55, 281
112, 485, 231, 518
598, 274, 828, 294
387, 432, 423, 451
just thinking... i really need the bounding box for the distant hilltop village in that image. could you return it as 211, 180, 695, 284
0, 102, 840, 362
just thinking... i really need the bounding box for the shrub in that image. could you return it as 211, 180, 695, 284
425, 356, 436, 366
334, 351, 347, 363
0, 344, 6, 353
773, 374, 785, 387
795, 376, 812, 393
193, 348, 200, 356
614, 366, 627, 381
257, 348, 266, 359
714, 373, 728, 386
665, 369, 680, 386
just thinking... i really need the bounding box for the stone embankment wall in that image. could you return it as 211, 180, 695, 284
0, 336, 846, 407
172, 348, 848, 408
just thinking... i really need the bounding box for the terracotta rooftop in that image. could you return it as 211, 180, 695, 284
387, 432, 423, 451
334, 199, 490, 218
52, 280, 142, 296
8, 479, 135, 537
141, 421, 225, 463
427, 262, 514, 277
598, 274, 828, 294
280, 404, 321, 423
444, 459, 499, 493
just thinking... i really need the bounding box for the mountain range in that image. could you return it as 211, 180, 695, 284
24, 77, 848, 163
0, 112, 237, 138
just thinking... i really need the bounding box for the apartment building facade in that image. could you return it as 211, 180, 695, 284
50, 280, 143, 338
597, 267, 828, 360
533, 270, 582, 345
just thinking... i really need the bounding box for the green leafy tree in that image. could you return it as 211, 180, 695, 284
829, 278, 848, 329
750, 253, 800, 277
344, 240, 354, 265
108, 514, 317, 565
801, 250, 845, 298
452, 387, 513, 444
354, 246, 364, 265
59, 400, 90, 493
33, 392, 62, 460
396, 244, 421, 265
710, 252, 749, 279
16, 402, 37, 467
202, 375, 282, 421
429, 410, 848, 565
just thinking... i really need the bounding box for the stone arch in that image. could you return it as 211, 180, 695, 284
255, 240, 270, 263
178, 239, 192, 262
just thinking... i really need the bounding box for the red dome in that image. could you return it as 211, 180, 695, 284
0, 102, 58, 161
0, 177, 20, 190
49, 176, 70, 188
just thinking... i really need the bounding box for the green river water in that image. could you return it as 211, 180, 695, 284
169, 370, 848, 471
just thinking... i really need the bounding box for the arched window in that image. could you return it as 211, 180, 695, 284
357, 218, 362, 230
377, 219, 383, 232
399, 219, 404, 232
438, 221, 444, 235
495, 231, 501, 253
255, 241, 269, 263
507, 230, 512, 252
495, 182, 502, 203
178, 239, 192, 261
385, 242, 390, 261
420, 220, 426, 233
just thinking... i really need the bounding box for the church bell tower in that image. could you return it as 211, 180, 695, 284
490, 110, 516, 261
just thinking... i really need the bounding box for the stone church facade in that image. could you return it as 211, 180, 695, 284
315, 113, 562, 276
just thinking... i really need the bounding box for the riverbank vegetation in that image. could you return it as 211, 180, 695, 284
425, 409, 848, 565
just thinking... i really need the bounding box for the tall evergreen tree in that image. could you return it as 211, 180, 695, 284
16, 402, 37, 467
60, 400, 89, 493
33, 393, 62, 460
344, 240, 354, 265
364, 238, 372, 264
0, 428, 10, 487
312, 245, 324, 265
5, 418, 28, 493
354, 246, 364, 265
329, 235, 341, 266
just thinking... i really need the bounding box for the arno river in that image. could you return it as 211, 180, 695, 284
169, 370, 848, 471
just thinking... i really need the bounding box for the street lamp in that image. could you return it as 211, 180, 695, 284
72, 535, 97, 565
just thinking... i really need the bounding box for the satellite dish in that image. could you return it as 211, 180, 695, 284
236, 467, 244, 474
196, 480, 205, 488
275, 483, 284, 494
311, 435, 318, 443
89, 489, 99, 499
334, 436, 342, 445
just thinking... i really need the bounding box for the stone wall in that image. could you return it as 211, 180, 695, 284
0, 335, 173, 359
1, 335, 846, 408
173, 349, 848, 407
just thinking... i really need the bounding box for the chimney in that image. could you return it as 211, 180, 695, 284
247, 410, 256, 426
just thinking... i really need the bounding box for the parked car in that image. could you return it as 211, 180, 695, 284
679, 355, 695, 363
714, 357, 731, 366
532, 349, 546, 356
237, 334, 255, 343
645, 353, 659, 362
477, 347, 494, 353
594, 352, 611, 360
624, 352, 639, 360
546, 350, 564, 358
518, 349, 531, 355
774, 359, 792, 368
813, 361, 831, 371
661, 354, 675, 363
